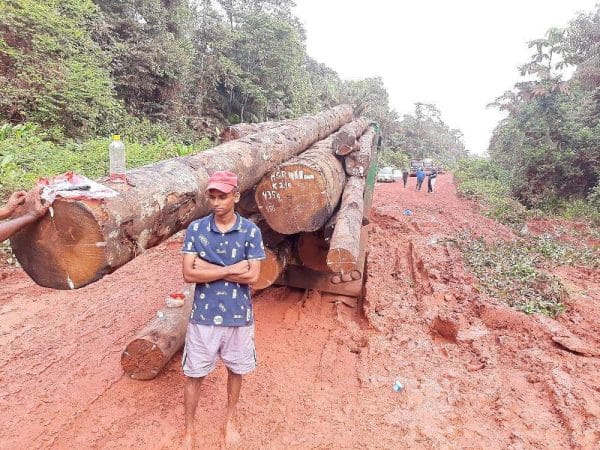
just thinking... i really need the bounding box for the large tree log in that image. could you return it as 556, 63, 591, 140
237, 189, 259, 217
219, 121, 283, 143
11, 105, 353, 289
297, 231, 330, 272
344, 126, 377, 177
332, 118, 370, 156
247, 213, 287, 248
326, 176, 365, 273
121, 286, 194, 380
252, 241, 291, 291
254, 136, 346, 234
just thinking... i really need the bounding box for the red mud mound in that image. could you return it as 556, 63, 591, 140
1, 174, 599, 449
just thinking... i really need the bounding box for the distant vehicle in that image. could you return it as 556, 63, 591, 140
392, 169, 403, 182
376, 166, 394, 182
409, 158, 434, 176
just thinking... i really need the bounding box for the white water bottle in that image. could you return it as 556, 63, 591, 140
109, 134, 126, 182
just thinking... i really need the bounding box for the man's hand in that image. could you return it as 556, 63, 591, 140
24, 186, 50, 219
6, 191, 27, 213
227, 260, 250, 275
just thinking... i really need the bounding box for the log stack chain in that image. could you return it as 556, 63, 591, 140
11, 105, 380, 380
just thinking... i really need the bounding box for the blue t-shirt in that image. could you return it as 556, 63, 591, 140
182, 213, 266, 327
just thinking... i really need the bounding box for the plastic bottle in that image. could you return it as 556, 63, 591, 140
109, 134, 126, 182
393, 380, 404, 392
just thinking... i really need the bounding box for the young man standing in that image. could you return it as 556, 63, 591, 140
181, 171, 265, 449
0, 187, 49, 242
416, 167, 426, 191
427, 168, 438, 193
402, 169, 409, 188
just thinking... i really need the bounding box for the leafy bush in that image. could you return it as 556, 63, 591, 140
454, 157, 528, 226
587, 183, 600, 210
0, 0, 123, 136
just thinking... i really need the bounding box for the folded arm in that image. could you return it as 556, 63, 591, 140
183, 254, 261, 285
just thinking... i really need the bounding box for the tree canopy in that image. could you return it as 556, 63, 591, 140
488, 5, 600, 207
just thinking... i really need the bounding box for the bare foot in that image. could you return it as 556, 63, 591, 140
224, 419, 241, 448
183, 431, 194, 450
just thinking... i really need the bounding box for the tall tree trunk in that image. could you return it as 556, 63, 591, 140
11, 105, 353, 289
254, 136, 346, 234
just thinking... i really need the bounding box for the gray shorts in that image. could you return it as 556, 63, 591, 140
182, 323, 257, 378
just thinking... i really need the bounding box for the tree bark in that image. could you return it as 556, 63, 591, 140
219, 121, 283, 143
332, 117, 370, 156
344, 126, 377, 177
326, 176, 365, 273
254, 136, 346, 234
121, 286, 193, 380
11, 105, 353, 289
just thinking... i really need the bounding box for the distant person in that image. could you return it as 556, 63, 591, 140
427, 168, 438, 193
416, 167, 426, 191
402, 169, 409, 188
0, 187, 49, 242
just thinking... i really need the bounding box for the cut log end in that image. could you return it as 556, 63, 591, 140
326, 248, 357, 273
252, 247, 286, 290
10, 200, 107, 289
121, 338, 166, 380
335, 143, 356, 156
255, 164, 333, 234
297, 232, 331, 272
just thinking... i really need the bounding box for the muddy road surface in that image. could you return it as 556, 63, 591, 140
1, 174, 598, 449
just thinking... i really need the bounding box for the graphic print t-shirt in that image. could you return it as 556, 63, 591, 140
182, 213, 265, 326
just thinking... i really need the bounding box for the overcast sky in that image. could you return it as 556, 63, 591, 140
294, 0, 598, 155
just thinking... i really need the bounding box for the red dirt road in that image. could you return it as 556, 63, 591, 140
1, 174, 599, 449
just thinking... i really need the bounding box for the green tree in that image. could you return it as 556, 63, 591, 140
93, 0, 196, 126
0, 0, 122, 136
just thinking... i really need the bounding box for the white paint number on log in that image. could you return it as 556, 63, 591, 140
271, 181, 292, 190
262, 190, 281, 200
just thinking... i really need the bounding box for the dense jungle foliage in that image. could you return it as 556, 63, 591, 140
488, 5, 600, 214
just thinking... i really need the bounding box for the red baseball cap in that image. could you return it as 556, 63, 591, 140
206, 171, 238, 193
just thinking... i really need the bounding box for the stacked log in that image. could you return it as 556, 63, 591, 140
254, 136, 346, 234
11, 105, 353, 289
219, 121, 283, 143
326, 176, 365, 273
332, 118, 370, 156
13, 106, 380, 380
344, 126, 377, 177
